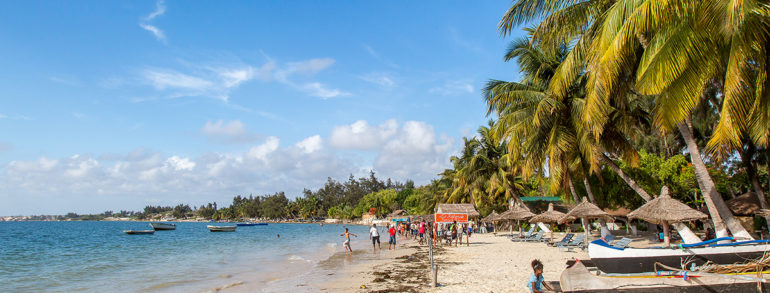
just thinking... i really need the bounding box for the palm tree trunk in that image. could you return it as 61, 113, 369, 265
740, 141, 770, 227
583, 177, 608, 227
678, 117, 753, 240
599, 153, 701, 243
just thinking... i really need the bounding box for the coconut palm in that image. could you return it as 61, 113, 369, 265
498, 0, 759, 239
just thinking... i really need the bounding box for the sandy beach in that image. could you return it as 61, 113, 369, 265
313, 232, 588, 292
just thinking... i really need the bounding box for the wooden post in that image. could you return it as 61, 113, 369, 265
663, 221, 671, 247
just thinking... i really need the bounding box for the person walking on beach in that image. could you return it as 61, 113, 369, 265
528, 259, 555, 292
369, 223, 380, 252
451, 221, 458, 247
418, 220, 426, 245
340, 228, 358, 255
388, 224, 397, 250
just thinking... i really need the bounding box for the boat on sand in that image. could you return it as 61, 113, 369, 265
207, 225, 237, 232
588, 238, 770, 274
149, 222, 176, 230
560, 260, 770, 292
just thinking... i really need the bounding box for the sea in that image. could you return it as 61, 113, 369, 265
0, 221, 378, 292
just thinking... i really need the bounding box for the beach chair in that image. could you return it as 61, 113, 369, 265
611, 237, 632, 249
548, 233, 574, 247
510, 226, 535, 241
521, 230, 545, 242
603, 234, 616, 244
557, 234, 585, 252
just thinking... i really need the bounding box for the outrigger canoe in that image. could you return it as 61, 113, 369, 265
588, 238, 770, 274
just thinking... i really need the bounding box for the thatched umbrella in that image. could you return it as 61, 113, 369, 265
628, 187, 707, 246
529, 203, 572, 241
560, 197, 614, 243
482, 211, 499, 222
498, 204, 536, 235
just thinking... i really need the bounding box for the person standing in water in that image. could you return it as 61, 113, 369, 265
388, 224, 397, 250
340, 227, 358, 255
369, 223, 380, 252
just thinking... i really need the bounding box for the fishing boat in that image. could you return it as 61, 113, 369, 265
207, 225, 237, 232
236, 222, 257, 226
560, 260, 770, 292
149, 222, 176, 230
254, 222, 267, 226
124, 230, 155, 235
588, 238, 770, 274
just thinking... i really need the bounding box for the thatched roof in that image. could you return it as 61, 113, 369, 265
758, 209, 770, 218
628, 187, 707, 224
409, 214, 433, 222
482, 211, 500, 222
529, 203, 573, 223
497, 204, 535, 221
435, 203, 480, 217
561, 197, 613, 223
604, 207, 632, 217
388, 209, 407, 217
726, 192, 762, 216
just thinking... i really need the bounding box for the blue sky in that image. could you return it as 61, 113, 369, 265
0, 1, 526, 215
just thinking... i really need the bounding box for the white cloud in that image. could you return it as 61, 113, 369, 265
300, 82, 350, 99
0, 120, 457, 215
295, 135, 323, 154
286, 58, 335, 76
247, 136, 280, 160
429, 80, 474, 95
200, 120, 259, 143
145, 69, 213, 91
140, 0, 167, 42
360, 72, 395, 87
329, 120, 398, 150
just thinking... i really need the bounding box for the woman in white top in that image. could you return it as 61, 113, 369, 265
369, 223, 380, 252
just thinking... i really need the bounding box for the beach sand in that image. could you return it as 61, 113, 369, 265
316, 232, 588, 292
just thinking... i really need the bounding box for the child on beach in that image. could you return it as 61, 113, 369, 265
528, 259, 555, 293
340, 228, 358, 255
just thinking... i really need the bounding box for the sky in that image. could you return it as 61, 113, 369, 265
0, 0, 527, 215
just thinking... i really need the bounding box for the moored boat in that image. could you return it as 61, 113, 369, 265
236, 222, 257, 226
588, 238, 770, 274
207, 225, 237, 232
124, 230, 155, 235
149, 222, 176, 230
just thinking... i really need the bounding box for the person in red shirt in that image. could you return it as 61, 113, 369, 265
388, 224, 397, 250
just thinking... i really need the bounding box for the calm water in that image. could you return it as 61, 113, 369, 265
0, 221, 373, 292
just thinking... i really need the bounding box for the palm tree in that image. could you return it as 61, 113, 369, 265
498, 0, 759, 239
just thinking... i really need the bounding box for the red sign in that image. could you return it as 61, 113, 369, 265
435, 213, 468, 223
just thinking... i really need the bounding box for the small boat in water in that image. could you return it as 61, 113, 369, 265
124, 230, 155, 235
236, 222, 257, 226
588, 238, 770, 274
149, 222, 176, 230
207, 225, 237, 232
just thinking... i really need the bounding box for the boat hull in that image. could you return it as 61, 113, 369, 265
207, 225, 237, 232
561, 261, 770, 292
124, 230, 155, 235
589, 241, 770, 274
149, 222, 176, 230
236, 223, 257, 226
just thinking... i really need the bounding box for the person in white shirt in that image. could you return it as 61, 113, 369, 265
369, 223, 380, 252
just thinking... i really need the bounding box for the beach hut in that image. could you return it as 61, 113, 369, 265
498, 204, 535, 235
561, 197, 614, 244
627, 187, 707, 246
529, 203, 573, 241
435, 203, 480, 218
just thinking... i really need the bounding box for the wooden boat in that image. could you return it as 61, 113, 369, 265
149, 222, 176, 230
588, 238, 770, 274
236, 222, 257, 226
124, 230, 155, 235
254, 222, 268, 226
560, 260, 770, 292
207, 225, 237, 232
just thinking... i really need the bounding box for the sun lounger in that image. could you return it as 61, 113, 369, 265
521, 230, 545, 242
611, 237, 632, 249
603, 234, 616, 244
510, 226, 535, 241
549, 233, 574, 247
558, 234, 585, 252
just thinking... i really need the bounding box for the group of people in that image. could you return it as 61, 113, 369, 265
340, 219, 479, 255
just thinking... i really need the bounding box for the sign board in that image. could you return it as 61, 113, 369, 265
391, 218, 407, 222
434, 213, 468, 223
